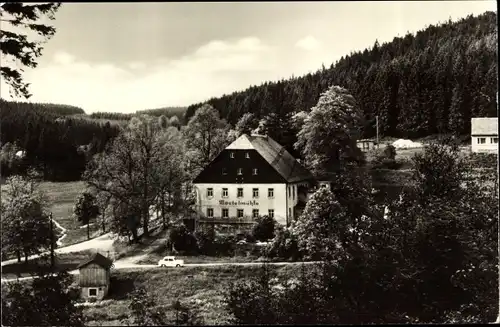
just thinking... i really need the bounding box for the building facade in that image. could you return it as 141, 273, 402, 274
356, 139, 378, 152
77, 252, 112, 301
192, 134, 313, 233
471, 117, 498, 153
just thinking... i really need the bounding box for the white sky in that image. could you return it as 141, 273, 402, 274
0, 1, 496, 113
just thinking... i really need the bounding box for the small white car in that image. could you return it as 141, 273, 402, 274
158, 256, 184, 268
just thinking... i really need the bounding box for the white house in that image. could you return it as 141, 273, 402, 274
192, 133, 314, 234
471, 117, 498, 153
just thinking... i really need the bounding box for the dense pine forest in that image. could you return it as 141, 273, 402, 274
186, 11, 498, 139
0, 99, 121, 181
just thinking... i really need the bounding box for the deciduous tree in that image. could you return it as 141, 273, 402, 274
73, 191, 99, 240
183, 104, 230, 175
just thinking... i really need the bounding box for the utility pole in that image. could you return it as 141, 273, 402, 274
376, 115, 380, 148
50, 212, 55, 271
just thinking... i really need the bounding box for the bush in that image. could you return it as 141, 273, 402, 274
213, 235, 237, 256
245, 232, 256, 243
264, 226, 301, 261
251, 216, 276, 241
467, 152, 497, 168
194, 228, 216, 256
169, 225, 198, 254
370, 144, 401, 169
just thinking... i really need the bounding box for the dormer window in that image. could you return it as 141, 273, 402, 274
245, 152, 250, 159
237, 168, 243, 175
230, 152, 235, 158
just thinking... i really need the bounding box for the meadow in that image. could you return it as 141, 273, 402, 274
82, 264, 304, 326
1, 180, 100, 250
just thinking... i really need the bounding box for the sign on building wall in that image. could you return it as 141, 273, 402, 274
219, 200, 259, 206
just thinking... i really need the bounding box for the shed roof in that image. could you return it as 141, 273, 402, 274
471, 117, 498, 136
77, 252, 113, 270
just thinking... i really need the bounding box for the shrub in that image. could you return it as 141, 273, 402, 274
265, 226, 301, 261
370, 144, 401, 169
194, 228, 216, 256
213, 235, 237, 256
169, 225, 198, 254
251, 215, 276, 241
467, 152, 497, 168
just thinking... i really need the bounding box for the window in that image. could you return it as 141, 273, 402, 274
287, 187, 290, 197
88, 288, 98, 297
478, 137, 486, 144
252, 188, 259, 198
237, 209, 244, 218
207, 188, 213, 197
245, 152, 250, 159
293, 186, 295, 200
207, 208, 214, 218
237, 188, 244, 198
222, 208, 229, 218
252, 168, 258, 175
268, 209, 274, 218
491, 137, 498, 144
268, 188, 274, 198
222, 188, 228, 198
253, 209, 259, 218
237, 168, 243, 175
230, 152, 235, 158
222, 168, 227, 175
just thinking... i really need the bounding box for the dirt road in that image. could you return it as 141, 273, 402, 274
1, 233, 115, 267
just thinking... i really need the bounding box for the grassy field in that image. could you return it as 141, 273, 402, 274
1, 181, 103, 247
39, 181, 104, 246
83, 264, 304, 326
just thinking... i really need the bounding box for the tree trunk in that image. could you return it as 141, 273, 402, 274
87, 221, 90, 240
143, 214, 149, 237
16, 250, 21, 263
161, 191, 166, 229
131, 227, 139, 243
101, 207, 106, 233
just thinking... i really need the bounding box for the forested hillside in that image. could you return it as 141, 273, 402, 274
185, 11, 497, 139
0, 99, 85, 116
89, 106, 187, 122
0, 100, 120, 181
137, 106, 187, 120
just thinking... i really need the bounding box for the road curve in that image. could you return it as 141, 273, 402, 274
1, 233, 114, 267
1, 260, 323, 284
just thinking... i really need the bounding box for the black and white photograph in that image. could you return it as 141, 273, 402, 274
0, 1, 498, 325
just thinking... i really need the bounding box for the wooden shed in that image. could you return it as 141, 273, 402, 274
77, 252, 113, 300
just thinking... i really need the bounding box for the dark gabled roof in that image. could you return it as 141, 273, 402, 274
77, 252, 113, 270
192, 133, 313, 184
246, 134, 313, 183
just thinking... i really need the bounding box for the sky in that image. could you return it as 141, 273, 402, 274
0, 1, 497, 114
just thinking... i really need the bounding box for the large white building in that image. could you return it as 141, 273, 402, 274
471, 117, 498, 153
192, 133, 314, 233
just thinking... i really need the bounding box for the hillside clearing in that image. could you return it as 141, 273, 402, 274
1, 181, 102, 248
